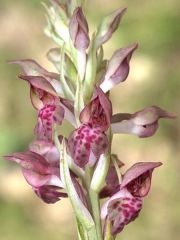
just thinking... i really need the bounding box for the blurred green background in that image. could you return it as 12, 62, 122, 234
0, 0, 179, 239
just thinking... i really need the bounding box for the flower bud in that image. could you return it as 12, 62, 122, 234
69, 7, 89, 50
111, 106, 175, 138
95, 8, 126, 48
100, 43, 138, 92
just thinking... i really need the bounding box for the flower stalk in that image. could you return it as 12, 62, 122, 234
4, 0, 175, 239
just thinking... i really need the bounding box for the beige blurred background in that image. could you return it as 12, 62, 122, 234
0, 0, 179, 239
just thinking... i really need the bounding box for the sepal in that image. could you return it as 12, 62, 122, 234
55, 137, 95, 230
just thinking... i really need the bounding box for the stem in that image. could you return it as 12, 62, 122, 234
88, 190, 103, 240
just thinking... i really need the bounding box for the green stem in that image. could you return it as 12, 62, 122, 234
88, 190, 103, 240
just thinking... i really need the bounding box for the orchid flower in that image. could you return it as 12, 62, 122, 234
111, 106, 175, 138
5, 1, 175, 240
4, 143, 66, 203
68, 87, 112, 168
9, 59, 77, 139
101, 162, 162, 236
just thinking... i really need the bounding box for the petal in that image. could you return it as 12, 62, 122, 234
101, 188, 142, 236
100, 43, 138, 92
4, 151, 51, 174
9, 59, 59, 80
60, 98, 76, 127
19, 75, 57, 97
29, 140, 59, 163
80, 87, 112, 131
68, 124, 108, 168
22, 168, 51, 187
111, 106, 175, 138
33, 185, 67, 204
9, 59, 50, 76
72, 177, 88, 208
121, 162, 162, 197
35, 104, 64, 141
132, 106, 176, 125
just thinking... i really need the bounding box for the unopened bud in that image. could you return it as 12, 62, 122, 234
69, 7, 89, 51
100, 43, 138, 92
95, 8, 127, 48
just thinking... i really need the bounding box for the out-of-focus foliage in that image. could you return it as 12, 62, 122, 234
0, 0, 179, 239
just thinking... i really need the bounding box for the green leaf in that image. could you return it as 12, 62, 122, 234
61, 139, 95, 230
76, 217, 89, 240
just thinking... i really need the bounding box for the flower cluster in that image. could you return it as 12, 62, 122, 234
5, 1, 175, 239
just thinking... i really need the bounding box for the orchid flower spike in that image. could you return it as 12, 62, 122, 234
5, 1, 175, 239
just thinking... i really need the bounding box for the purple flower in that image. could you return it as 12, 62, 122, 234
9, 60, 65, 140
68, 87, 112, 168
111, 106, 175, 138
101, 161, 162, 235
100, 43, 138, 92
4, 141, 66, 203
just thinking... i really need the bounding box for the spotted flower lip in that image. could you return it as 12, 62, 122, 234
101, 188, 143, 235
68, 124, 108, 168
35, 103, 64, 141
111, 106, 176, 138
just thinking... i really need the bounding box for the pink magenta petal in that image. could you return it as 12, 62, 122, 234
33, 185, 67, 204
35, 104, 64, 141
29, 140, 59, 163
121, 162, 162, 197
80, 87, 112, 131
22, 168, 51, 187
